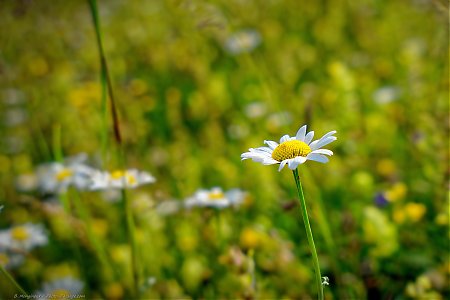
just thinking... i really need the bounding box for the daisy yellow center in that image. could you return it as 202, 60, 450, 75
50, 289, 71, 299
0, 253, 9, 265
126, 175, 137, 185
56, 169, 73, 182
11, 227, 29, 241
111, 170, 137, 185
111, 170, 125, 179
271, 140, 311, 161
208, 191, 225, 201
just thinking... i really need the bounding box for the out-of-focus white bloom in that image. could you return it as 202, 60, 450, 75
373, 86, 401, 104
185, 187, 247, 209
267, 111, 293, 128
225, 188, 248, 206
36, 154, 96, 194
35, 277, 84, 300
224, 29, 261, 55
241, 124, 336, 171
90, 169, 156, 190
140, 276, 157, 293
2, 88, 26, 106
4, 136, 24, 154
155, 200, 181, 216
227, 124, 250, 139
0, 223, 48, 252
3, 108, 27, 127
244, 102, 267, 119
101, 189, 122, 203
15, 173, 38, 192
0, 251, 24, 270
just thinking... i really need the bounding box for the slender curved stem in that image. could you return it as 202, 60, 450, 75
0, 264, 28, 296
122, 188, 140, 298
293, 169, 323, 300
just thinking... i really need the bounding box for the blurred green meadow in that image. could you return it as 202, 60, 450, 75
0, 0, 448, 299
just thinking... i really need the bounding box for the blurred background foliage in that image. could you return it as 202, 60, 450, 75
0, 0, 448, 299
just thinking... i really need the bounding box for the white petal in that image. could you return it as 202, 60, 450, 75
241, 151, 263, 161
261, 157, 279, 165
304, 131, 314, 144
307, 153, 329, 163
280, 134, 290, 143
310, 149, 333, 156
287, 159, 300, 170
321, 130, 337, 140
264, 140, 278, 150
309, 136, 337, 151
138, 172, 156, 184
295, 125, 307, 141
253, 146, 273, 154
278, 160, 288, 171
241, 150, 274, 165
294, 156, 307, 164
241, 153, 263, 162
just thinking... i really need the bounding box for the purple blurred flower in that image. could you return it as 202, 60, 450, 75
374, 192, 389, 207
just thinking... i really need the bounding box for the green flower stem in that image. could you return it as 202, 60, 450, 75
71, 191, 115, 279
122, 189, 140, 298
0, 264, 28, 296
88, 0, 122, 146
292, 169, 323, 300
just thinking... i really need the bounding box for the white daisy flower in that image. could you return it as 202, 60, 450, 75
241, 124, 337, 171
89, 169, 156, 190
0, 250, 24, 270
36, 154, 96, 194
373, 86, 401, 104
224, 29, 261, 55
225, 188, 248, 206
155, 200, 181, 216
185, 187, 247, 209
101, 188, 123, 203
0, 223, 48, 252
15, 173, 38, 192
35, 276, 84, 300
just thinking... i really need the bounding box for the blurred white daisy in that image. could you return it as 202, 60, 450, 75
36, 154, 95, 194
241, 124, 337, 171
15, 173, 38, 192
2, 88, 26, 106
244, 102, 267, 119
185, 187, 247, 209
101, 188, 122, 203
89, 169, 156, 190
155, 200, 181, 216
3, 108, 28, 127
224, 29, 261, 55
0, 223, 48, 252
267, 111, 293, 128
35, 276, 84, 300
0, 250, 24, 270
373, 86, 401, 104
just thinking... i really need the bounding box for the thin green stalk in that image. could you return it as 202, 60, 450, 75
122, 189, 140, 298
51, 125, 70, 211
52, 124, 63, 162
0, 264, 28, 296
292, 169, 323, 300
214, 209, 223, 249
71, 191, 113, 277
302, 167, 350, 298
88, 2, 141, 296
88, 0, 122, 146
